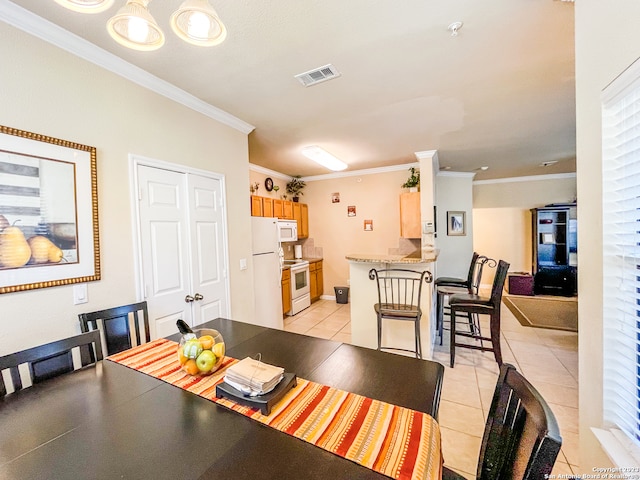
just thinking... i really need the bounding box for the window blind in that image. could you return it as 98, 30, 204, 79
602, 59, 640, 447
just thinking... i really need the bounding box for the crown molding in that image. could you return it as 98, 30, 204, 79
0, 0, 255, 135
248, 163, 291, 181
473, 172, 576, 185
301, 162, 419, 182
437, 171, 476, 178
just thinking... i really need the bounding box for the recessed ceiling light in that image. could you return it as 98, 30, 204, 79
479, 166, 489, 171
301, 146, 348, 171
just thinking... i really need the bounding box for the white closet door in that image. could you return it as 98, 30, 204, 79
138, 165, 193, 338
187, 173, 228, 326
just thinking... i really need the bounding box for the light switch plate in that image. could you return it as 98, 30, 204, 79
239, 258, 248, 270
73, 283, 88, 305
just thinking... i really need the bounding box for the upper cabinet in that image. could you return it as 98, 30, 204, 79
251, 195, 308, 237
400, 192, 421, 238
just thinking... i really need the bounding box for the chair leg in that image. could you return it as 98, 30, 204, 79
377, 314, 382, 351
450, 309, 456, 368
490, 312, 502, 366
437, 291, 444, 345
415, 319, 422, 359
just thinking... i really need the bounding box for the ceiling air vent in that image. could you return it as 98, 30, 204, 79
294, 64, 341, 87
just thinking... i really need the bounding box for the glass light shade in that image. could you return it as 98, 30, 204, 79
301, 146, 348, 171
107, 0, 165, 51
53, 0, 115, 13
170, 0, 227, 47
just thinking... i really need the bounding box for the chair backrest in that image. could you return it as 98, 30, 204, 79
469, 255, 496, 295
465, 251, 480, 286
489, 260, 510, 307
478, 363, 562, 479
79, 301, 150, 355
369, 268, 433, 308
0, 330, 103, 397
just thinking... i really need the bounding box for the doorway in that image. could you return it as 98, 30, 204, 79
131, 155, 230, 339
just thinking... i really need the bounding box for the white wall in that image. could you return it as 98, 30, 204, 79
435, 172, 475, 279
0, 23, 254, 354
472, 174, 576, 285
575, 0, 640, 470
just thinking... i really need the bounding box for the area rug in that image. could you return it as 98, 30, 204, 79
503, 295, 578, 332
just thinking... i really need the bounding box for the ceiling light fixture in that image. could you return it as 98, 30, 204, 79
170, 0, 226, 47
53, 0, 114, 14
540, 161, 558, 167
56, 0, 226, 51
448, 21, 463, 37
301, 146, 348, 171
479, 166, 489, 171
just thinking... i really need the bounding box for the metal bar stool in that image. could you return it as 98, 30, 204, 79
369, 268, 433, 359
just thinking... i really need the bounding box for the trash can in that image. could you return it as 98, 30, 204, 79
334, 286, 349, 304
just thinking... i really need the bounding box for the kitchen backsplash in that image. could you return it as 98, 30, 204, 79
283, 238, 323, 260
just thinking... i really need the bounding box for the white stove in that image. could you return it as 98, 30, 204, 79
282, 260, 311, 315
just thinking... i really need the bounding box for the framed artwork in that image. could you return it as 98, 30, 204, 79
364, 219, 373, 231
0, 125, 100, 294
447, 211, 466, 236
331, 192, 340, 203
347, 205, 356, 217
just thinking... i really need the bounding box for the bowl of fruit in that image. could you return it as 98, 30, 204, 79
177, 328, 225, 376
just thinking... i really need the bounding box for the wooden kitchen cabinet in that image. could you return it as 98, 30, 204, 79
250, 195, 263, 216
262, 197, 274, 217
273, 199, 284, 218
282, 200, 294, 219
309, 260, 323, 302
281, 267, 291, 315
400, 192, 421, 238
300, 203, 309, 238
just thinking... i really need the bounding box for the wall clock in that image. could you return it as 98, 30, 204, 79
265, 177, 274, 192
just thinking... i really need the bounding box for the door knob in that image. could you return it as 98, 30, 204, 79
194, 293, 204, 301
185, 295, 194, 303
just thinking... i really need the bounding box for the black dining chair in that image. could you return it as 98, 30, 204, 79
79, 301, 150, 355
434, 251, 479, 290
436, 255, 496, 345
442, 363, 562, 479
0, 330, 103, 397
369, 268, 433, 359
449, 259, 510, 368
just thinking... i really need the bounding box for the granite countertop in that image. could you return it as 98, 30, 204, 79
345, 250, 438, 264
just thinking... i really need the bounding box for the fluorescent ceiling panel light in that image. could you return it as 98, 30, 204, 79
301, 146, 348, 171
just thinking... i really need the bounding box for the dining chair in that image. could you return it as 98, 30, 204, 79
449, 259, 510, 368
434, 251, 479, 290
442, 363, 562, 479
79, 301, 150, 355
436, 255, 496, 345
369, 268, 433, 359
0, 330, 103, 397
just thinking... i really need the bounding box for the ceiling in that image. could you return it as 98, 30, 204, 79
3, 0, 576, 180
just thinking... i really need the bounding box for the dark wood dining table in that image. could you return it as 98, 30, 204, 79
0, 318, 444, 480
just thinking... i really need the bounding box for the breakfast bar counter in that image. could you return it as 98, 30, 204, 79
346, 250, 439, 359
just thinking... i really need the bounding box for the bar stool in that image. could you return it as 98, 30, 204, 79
449, 260, 510, 368
369, 268, 433, 359
436, 255, 495, 344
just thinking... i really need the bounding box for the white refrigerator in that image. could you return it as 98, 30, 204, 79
251, 217, 284, 329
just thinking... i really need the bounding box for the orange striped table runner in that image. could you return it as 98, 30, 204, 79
108, 338, 442, 480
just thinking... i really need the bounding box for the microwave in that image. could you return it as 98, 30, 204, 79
277, 220, 298, 242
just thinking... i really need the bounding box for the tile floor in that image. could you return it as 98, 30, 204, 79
284, 298, 579, 478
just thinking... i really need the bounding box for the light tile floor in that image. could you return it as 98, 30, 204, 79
284, 298, 579, 478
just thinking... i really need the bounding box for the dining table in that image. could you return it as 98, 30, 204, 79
0, 318, 445, 480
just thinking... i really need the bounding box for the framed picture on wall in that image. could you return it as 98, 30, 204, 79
0, 125, 100, 294
447, 211, 466, 236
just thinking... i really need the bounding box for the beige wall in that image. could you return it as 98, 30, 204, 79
575, 0, 640, 470
0, 24, 254, 354
472, 176, 576, 285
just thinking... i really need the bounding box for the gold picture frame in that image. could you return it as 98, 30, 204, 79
0, 126, 100, 293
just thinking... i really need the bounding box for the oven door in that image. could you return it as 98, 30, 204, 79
291, 265, 310, 299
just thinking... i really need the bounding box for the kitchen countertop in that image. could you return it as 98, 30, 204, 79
345, 251, 438, 264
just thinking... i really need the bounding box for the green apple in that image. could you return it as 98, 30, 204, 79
196, 349, 217, 372
183, 339, 203, 359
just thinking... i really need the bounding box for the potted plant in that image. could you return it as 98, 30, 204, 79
286, 176, 306, 202
402, 167, 420, 192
